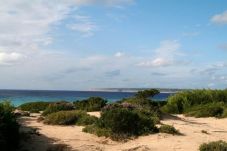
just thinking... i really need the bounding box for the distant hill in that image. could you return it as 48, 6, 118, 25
92, 88, 191, 93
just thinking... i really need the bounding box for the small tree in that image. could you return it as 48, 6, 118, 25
135, 89, 160, 99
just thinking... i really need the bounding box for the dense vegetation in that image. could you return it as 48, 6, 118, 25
162, 89, 227, 118
42, 101, 75, 116
44, 110, 98, 125
19, 101, 50, 113
83, 106, 158, 140
0, 101, 20, 151
73, 97, 107, 111
199, 140, 227, 151
83, 89, 161, 140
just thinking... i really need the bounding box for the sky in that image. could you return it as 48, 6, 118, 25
0, 0, 227, 90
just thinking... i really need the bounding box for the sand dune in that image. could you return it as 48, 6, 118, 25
19, 113, 227, 151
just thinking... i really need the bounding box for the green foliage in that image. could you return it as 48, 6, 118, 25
73, 97, 107, 111
159, 124, 179, 135
82, 125, 111, 137
0, 101, 20, 151
83, 107, 158, 140
76, 114, 98, 126
100, 108, 155, 135
162, 89, 227, 118
19, 101, 50, 113
121, 97, 152, 108
222, 108, 227, 118
103, 102, 160, 124
42, 101, 74, 116
135, 89, 160, 99
185, 103, 224, 118
44, 110, 97, 125
199, 140, 227, 151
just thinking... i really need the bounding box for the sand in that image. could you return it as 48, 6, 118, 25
18, 112, 227, 151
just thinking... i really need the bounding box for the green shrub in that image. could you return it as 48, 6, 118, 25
135, 89, 160, 99
76, 115, 98, 126
222, 108, 227, 118
44, 110, 97, 125
83, 107, 157, 140
19, 101, 50, 113
162, 89, 227, 117
185, 103, 224, 118
73, 97, 107, 111
0, 101, 20, 151
199, 140, 227, 151
42, 101, 74, 116
159, 124, 179, 135
82, 125, 111, 137
120, 97, 153, 108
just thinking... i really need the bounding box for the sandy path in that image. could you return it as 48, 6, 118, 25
19, 113, 227, 151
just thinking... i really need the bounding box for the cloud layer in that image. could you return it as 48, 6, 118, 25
211, 11, 227, 24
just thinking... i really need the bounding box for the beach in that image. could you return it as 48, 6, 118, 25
18, 112, 227, 151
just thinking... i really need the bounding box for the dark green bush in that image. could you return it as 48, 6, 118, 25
135, 89, 160, 99
44, 110, 97, 125
83, 107, 157, 140
102, 102, 160, 124
199, 140, 227, 151
73, 97, 107, 111
42, 101, 74, 116
19, 101, 50, 113
159, 124, 179, 135
0, 101, 20, 151
82, 125, 111, 137
76, 114, 98, 126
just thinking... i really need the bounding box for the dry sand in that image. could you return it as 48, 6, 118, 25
18, 112, 227, 151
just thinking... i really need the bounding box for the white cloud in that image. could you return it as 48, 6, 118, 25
67, 15, 97, 37
138, 40, 182, 67
72, 0, 134, 6
0, 0, 133, 57
114, 52, 125, 57
0, 51, 25, 65
211, 11, 227, 24
138, 57, 172, 67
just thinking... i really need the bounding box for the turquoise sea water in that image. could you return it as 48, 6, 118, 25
0, 90, 174, 106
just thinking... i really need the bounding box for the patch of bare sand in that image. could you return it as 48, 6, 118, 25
19, 112, 227, 151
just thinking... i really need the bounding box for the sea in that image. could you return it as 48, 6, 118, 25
0, 90, 174, 106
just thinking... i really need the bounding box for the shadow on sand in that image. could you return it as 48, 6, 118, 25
18, 117, 74, 151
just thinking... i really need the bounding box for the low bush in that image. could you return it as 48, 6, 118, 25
42, 101, 74, 116
159, 124, 179, 135
100, 108, 155, 135
19, 101, 50, 113
83, 107, 158, 140
73, 97, 107, 111
82, 125, 111, 137
199, 140, 227, 151
162, 89, 227, 118
185, 103, 224, 118
117, 89, 162, 121
0, 101, 20, 151
44, 110, 97, 125
222, 108, 227, 118
76, 114, 98, 126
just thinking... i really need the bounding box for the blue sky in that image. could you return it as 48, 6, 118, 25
0, 0, 227, 90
